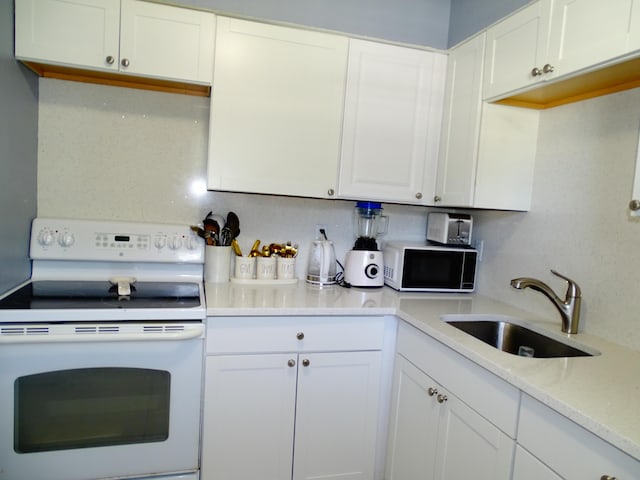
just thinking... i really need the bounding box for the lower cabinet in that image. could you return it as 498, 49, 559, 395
386, 322, 519, 480
386, 355, 514, 480
513, 446, 562, 480
515, 393, 640, 480
201, 316, 387, 480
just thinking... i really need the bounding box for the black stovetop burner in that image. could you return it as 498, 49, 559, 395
0, 281, 201, 310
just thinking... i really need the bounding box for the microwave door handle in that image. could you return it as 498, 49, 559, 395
0, 326, 204, 344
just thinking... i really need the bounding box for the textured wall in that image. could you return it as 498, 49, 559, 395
37, 79, 432, 280
474, 88, 640, 350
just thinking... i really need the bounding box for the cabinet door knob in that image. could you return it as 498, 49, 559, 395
436, 394, 448, 403
302, 358, 310, 367
600, 476, 617, 480
296, 331, 304, 340
531, 67, 542, 77
287, 359, 296, 367
433, 195, 441, 203
415, 192, 423, 199
629, 199, 640, 211
327, 188, 335, 196
105, 55, 115, 65
542, 63, 554, 74
427, 387, 438, 397
121, 58, 130, 68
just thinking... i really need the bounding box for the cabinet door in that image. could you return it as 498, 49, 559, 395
201, 354, 297, 480
547, 0, 638, 78
208, 17, 347, 199
293, 351, 382, 480
483, 1, 551, 99
386, 355, 440, 480
119, 0, 215, 84
434, 391, 514, 480
14, 0, 120, 71
436, 34, 485, 207
513, 446, 563, 480
339, 39, 446, 205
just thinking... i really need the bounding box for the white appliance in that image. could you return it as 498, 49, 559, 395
383, 241, 477, 292
426, 212, 473, 246
0, 218, 205, 480
343, 202, 387, 288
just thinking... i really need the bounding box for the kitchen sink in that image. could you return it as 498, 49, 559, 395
444, 318, 598, 358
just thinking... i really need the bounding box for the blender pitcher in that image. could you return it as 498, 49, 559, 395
353, 202, 388, 250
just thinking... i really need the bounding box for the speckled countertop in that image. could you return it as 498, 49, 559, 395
205, 281, 640, 461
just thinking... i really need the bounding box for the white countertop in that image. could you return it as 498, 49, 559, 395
205, 281, 640, 461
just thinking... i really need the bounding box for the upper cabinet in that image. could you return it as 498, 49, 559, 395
484, 0, 640, 108
207, 17, 347, 199
483, 1, 550, 100
436, 33, 539, 211
338, 40, 446, 205
15, 0, 215, 94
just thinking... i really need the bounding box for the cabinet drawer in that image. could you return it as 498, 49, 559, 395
206, 316, 386, 354
396, 321, 519, 437
518, 394, 639, 479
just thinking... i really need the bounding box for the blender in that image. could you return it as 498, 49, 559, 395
343, 201, 388, 288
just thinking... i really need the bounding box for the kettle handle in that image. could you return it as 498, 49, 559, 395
320, 240, 332, 281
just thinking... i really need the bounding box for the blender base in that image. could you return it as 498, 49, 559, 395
343, 250, 384, 288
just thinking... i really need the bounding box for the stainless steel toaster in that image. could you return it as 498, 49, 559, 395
426, 212, 472, 246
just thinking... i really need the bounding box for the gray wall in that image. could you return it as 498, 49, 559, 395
0, 1, 38, 293
173, 0, 452, 49
448, 0, 530, 46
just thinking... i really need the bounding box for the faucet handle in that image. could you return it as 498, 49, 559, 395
550, 270, 581, 298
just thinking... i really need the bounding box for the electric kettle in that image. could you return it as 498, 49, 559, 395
306, 240, 337, 286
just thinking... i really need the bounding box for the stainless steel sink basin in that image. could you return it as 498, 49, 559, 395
445, 319, 597, 358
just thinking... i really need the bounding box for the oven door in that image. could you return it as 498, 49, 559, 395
0, 323, 204, 480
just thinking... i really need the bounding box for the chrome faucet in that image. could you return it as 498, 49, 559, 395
510, 270, 582, 334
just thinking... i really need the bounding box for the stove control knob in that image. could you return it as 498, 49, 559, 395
154, 235, 167, 249
37, 229, 55, 246
168, 235, 183, 250
58, 232, 75, 247
186, 235, 200, 250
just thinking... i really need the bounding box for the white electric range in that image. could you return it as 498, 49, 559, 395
0, 217, 206, 480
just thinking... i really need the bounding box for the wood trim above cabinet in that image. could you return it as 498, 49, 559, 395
22, 61, 211, 97
493, 55, 640, 109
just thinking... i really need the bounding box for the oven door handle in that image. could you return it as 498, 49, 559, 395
0, 325, 204, 344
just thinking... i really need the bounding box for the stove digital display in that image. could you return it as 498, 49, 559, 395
114, 235, 130, 242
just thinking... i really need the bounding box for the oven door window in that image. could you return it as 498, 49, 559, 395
14, 367, 170, 453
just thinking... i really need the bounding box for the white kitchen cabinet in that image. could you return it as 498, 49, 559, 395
207, 17, 347, 199
14, 0, 215, 85
201, 316, 387, 480
437, 33, 539, 210
630, 125, 640, 217
513, 446, 562, 480
546, 0, 639, 78
386, 322, 519, 480
484, 0, 640, 102
338, 39, 446, 205
517, 394, 640, 480
386, 354, 514, 480
483, 1, 550, 100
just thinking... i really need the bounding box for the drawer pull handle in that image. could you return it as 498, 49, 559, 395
427, 387, 438, 397
436, 394, 448, 404
296, 332, 304, 340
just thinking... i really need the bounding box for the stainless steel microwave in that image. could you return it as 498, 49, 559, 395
382, 242, 477, 292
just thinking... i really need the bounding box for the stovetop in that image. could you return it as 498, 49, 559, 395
0, 281, 201, 310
